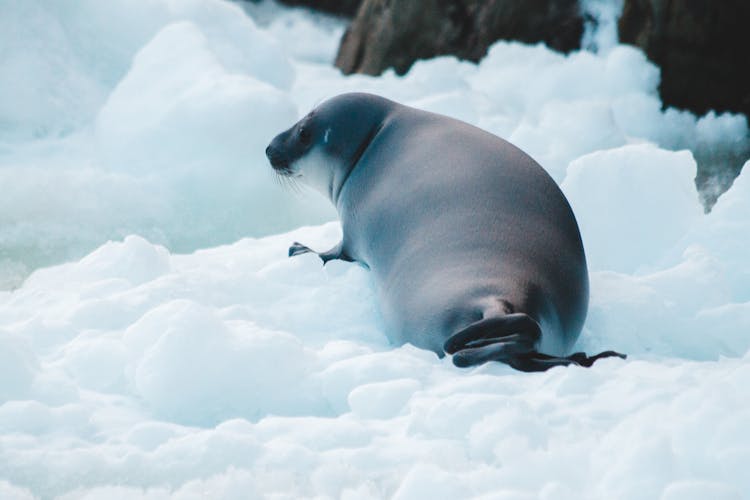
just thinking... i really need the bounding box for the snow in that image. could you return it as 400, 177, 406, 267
1, 0, 749, 498
562, 144, 703, 274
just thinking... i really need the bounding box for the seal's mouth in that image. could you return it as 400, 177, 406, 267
273, 163, 293, 176
266, 144, 303, 193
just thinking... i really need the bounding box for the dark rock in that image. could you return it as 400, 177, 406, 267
619, 0, 750, 118
276, 0, 363, 17
693, 139, 750, 211
619, 0, 750, 210
335, 0, 584, 76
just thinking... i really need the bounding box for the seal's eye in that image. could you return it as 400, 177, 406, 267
299, 126, 311, 145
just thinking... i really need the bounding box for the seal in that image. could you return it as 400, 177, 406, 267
265, 93, 624, 371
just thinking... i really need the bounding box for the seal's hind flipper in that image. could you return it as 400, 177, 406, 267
508, 350, 627, 372
444, 314, 626, 371
288, 241, 353, 265
564, 350, 627, 367
444, 313, 541, 354
444, 314, 541, 367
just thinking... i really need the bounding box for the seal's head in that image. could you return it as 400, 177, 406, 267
266, 93, 393, 203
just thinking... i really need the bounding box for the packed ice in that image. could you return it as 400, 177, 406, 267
1, 0, 749, 498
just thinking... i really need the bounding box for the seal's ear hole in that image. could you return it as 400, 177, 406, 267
299, 126, 311, 145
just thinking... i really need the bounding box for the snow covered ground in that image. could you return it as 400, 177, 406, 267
1, 0, 749, 498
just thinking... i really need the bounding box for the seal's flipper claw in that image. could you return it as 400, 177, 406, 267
510, 350, 627, 372
288, 240, 354, 265
452, 350, 583, 372
509, 352, 594, 372
508, 354, 574, 372
566, 350, 627, 367
289, 242, 314, 257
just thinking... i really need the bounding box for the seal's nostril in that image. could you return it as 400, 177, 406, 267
266, 146, 279, 164
266, 148, 289, 171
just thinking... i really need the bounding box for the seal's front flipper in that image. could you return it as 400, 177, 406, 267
288, 242, 315, 257
288, 241, 353, 265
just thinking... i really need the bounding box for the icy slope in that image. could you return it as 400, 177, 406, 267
2, 176, 749, 497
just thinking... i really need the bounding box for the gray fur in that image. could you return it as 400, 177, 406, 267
266, 93, 623, 370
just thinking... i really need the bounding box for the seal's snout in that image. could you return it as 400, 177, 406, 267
265, 144, 288, 171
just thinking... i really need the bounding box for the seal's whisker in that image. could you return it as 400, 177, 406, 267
287, 176, 303, 195
279, 173, 300, 194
